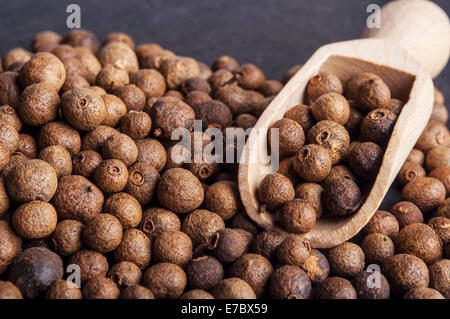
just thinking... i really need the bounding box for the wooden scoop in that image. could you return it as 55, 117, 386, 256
238, 0, 450, 248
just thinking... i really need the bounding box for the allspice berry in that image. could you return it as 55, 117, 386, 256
0, 105, 22, 131
311, 92, 350, 124
130, 69, 166, 99
352, 270, 390, 299
192, 100, 232, 130
114, 228, 151, 269
396, 223, 442, 265
214, 85, 252, 115
354, 73, 391, 111
120, 111, 152, 139
402, 177, 446, 214
150, 97, 195, 139
63, 29, 99, 52
382, 254, 429, 296
0, 72, 21, 107
182, 209, 225, 246
269, 265, 312, 299
181, 289, 214, 299
205, 180, 241, 220
314, 277, 356, 299
135, 138, 166, 171
139, 207, 181, 241
95, 64, 129, 92
428, 217, 450, 245
83, 213, 123, 253
277, 156, 301, 187
361, 233, 394, 265
61, 88, 106, 131
17, 134, 38, 158
108, 261, 142, 288
184, 90, 212, 108
7, 159, 57, 203
268, 118, 305, 158
438, 198, 450, 219
279, 199, 316, 234
46, 279, 82, 300
396, 161, 426, 186
102, 32, 135, 49
306, 72, 343, 103
229, 253, 273, 298
102, 133, 138, 166
361, 210, 399, 240
120, 285, 155, 299
153, 230, 192, 267
251, 231, 284, 261
0, 281, 23, 299
425, 146, 450, 171
182, 77, 211, 95
72, 150, 103, 178
344, 102, 364, 137
98, 42, 138, 73
113, 84, 146, 112
39, 121, 81, 155
415, 120, 450, 152
104, 192, 142, 229
186, 255, 224, 291
430, 103, 448, 124
348, 142, 383, 180
12, 201, 57, 239
2, 47, 32, 70
19, 52, 66, 91
328, 242, 364, 278
301, 249, 330, 284
277, 236, 311, 266
213, 277, 256, 299
0, 178, 10, 217
83, 277, 120, 299
406, 148, 425, 166
284, 104, 315, 133
52, 175, 104, 222
8, 247, 63, 299
295, 182, 324, 218
403, 287, 445, 299
235, 64, 265, 89
101, 93, 127, 127
390, 201, 424, 229
93, 159, 128, 193
360, 108, 397, 145
39, 145, 73, 178
157, 168, 204, 214
234, 113, 257, 130
68, 249, 109, 284
429, 167, 450, 196
257, 173, 295, 209
428, 259, 450, 298
293, 144, 332, 182
229, 211, 260, 237
0, 221, 22, 275
51, 219, 84, 256
0, 123, 19, 153
212, 55, 239, 72
143, 263, 187, 299
125, 162, 160, 204
209, 228, 253, 263
159, 56, 200, 89
323, 177, 361, 216
307, 120, 350, 164
259, 80, 283, 97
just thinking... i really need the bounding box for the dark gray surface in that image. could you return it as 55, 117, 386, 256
0, 0, 449, 209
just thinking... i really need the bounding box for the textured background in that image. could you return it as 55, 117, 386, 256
0, 0, 449, 208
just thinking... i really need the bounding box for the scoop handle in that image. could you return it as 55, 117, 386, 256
362, 0, 450, 78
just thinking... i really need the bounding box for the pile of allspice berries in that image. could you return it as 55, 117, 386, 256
0, 29, 448, 300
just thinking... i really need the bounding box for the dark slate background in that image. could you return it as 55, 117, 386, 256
0, 0, 449, 208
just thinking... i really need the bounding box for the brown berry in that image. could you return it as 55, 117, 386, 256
12, 201, 57, 239
19, 52, 66, 91
361, 233, 394, 265
270, 265, 311, 299
276, 235, 311, 266
102, 133, 138, 166
68, 249, 108, 284
51, 219, 84, 256
139, 207, 181, 241
307, 72, 343, 103
142, 263, 187, 299
104, 192, 142, 229
186, 255, 224, 291
402, 177, 446, 214
38, 121, 81, 155
109, 261, 142, 288
361, 210, 399, 239
83, 277, 119, 299
72, 150, 102, 178
314, 277, 356, 299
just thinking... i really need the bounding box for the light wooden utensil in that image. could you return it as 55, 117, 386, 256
238, 0, 450, 248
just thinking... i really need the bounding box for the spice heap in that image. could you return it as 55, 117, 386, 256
260, 71, 400, 234
0, 29, 448, 300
